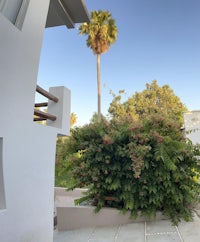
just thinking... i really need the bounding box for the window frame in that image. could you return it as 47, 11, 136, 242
0, 0, 30, 30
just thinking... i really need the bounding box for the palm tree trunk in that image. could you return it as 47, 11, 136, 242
97, 54, 101, 122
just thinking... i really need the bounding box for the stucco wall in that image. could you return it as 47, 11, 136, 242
0, 1, 65, 241
183, 111, 200, 144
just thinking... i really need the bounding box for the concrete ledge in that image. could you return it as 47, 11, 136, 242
57, 206, 166, 231
55, 187, 167, 231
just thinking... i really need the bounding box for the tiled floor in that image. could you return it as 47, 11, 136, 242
53, 219, 188, 242
54, 189, 200, 242
145, 220, 183, 242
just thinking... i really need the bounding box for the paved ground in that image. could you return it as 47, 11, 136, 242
54, 212, 200, 242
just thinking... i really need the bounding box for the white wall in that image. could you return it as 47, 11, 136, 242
0, 1, 69, 241
47, 86, 71, 135
183, 111, 200, 144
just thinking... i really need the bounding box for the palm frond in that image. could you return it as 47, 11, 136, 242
79, 10, 118, 55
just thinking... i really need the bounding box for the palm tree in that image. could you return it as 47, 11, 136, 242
79, 10, 118, 122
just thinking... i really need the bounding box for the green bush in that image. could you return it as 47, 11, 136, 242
65, 114, 200, 225
55, 137, 76, 188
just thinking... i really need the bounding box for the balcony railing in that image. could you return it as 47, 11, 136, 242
34, 85, 59, 122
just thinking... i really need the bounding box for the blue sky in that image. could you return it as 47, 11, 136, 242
37, 0, 200, 126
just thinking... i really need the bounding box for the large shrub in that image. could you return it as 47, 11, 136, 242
55, 137, 76, 188
65, 114, 200, 225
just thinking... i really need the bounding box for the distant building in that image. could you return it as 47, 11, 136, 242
0, 1, 89, 242
183, 110, 200, 144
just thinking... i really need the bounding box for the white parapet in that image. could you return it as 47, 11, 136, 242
47, 86, 71, 136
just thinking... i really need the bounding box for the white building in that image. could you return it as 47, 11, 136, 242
183, 111, 200, 144
0, 1, 89, 241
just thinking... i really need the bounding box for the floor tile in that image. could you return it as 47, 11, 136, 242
146, 220, 177, 234
146, 233, 182, 242
89, 226, 119, 242
178, 213, 200, 242
116, 223, 145, 242
54, 227, 94, 242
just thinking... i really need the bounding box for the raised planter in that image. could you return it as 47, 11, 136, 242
54, 187, 167, 231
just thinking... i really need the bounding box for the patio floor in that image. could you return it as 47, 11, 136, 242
53, 212, 200, 242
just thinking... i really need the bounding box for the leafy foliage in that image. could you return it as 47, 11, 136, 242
55, 112, 78, 187
65, 114, 200, 225
109, 80, 187, 124
55, 137, 76, 188
70, 112, 77, 128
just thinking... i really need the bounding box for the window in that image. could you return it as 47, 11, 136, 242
0, 138, 6, 210
0, 0, 23, 23
0, 0, 29, 29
